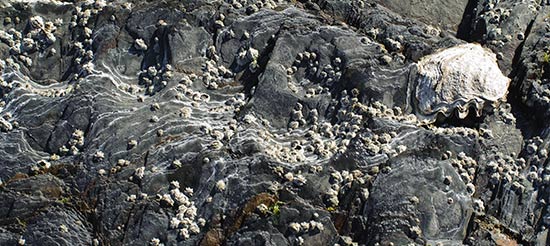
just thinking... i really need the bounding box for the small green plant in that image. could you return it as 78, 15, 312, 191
269, 201, 285, 216
58, 197, 71, 204
542, 52, 550, 64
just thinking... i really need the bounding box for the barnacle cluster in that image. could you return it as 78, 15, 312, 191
1, 1, 547, 245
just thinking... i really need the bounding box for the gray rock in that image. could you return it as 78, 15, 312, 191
0, 0, 546, 246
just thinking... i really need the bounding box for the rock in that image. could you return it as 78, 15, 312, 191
0, 0, 545, 245
373, 0, 469, 33
457, 0, 538, 74
360, 128, 475, 244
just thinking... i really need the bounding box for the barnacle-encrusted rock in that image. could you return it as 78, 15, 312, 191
1, 1, 549, 246
413, 43, 510, 122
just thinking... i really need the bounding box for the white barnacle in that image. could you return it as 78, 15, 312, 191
210, 130, 224, 140
85, 50, 94, 59
147, 66, 157, 77
184, 187, 193, 196
134, 167, 145, 180
473, 199, 485, 214
18, 237, 25, 245
297, 237, 304, 245
30, 165, 40, 173
171, 189, 189, 206
242, 114, 256, 124
59, 145, 69, 155
172, 160, 182, 169
214, 20, 224, 28
156, 19, 167, 26
466, 183, 476, 195
20, 56, 32, 67
117, 159, 130, 167
59, 224, 69, 233
29, 16, 45, 29
170, 217, 181, 229
170, 181, 180, 189
327, 194, 339, 207
140, 193, 148, 200
396, 145, 407, 154
288, 121, 299, 129
413, 43, 510, 122
37, 159, 51, 169
179, 107, 192, 118
4, 16, 13, 26
127, 139, 138, 149
184, 205, 197, 218
179, 228, 190, 239
198, 218, 206, 227
216, 180, 226, 191
361, 188, 370, 200
293, 174, 307, 186
127, 194, 137, 202
122, 2, 132, 9
135, 38, 148, 51
93, 151, 105, 161
98, 169, 107, 176
189, 222, 200, 234
150, 103, 160, 111
149, 238, 161, 246
257, 203, 269, 214
246, 48, 259, 61
287, 67, 295, 75
289, 222, 301, 233
284, 172, 294, 182
94, 0, 107, 8
83, 27, 93, 38
527, 171, 538, 182
21, 38, 35, 52
54, 18, 63, 26
300, 222, 310, 231
0, 117, 13, 132
310, 221, 324, 231
82, 62, 94, 73
199, 93, 210, 102
243, 31, 250, 39
74, 42, 84, 50
526, 143, 538, 155
161, 193, 175, 207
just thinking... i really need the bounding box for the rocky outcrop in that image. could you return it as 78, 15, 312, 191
0, 0, 547, 245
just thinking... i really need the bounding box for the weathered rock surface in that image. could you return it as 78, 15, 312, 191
0, 0, 547, 246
